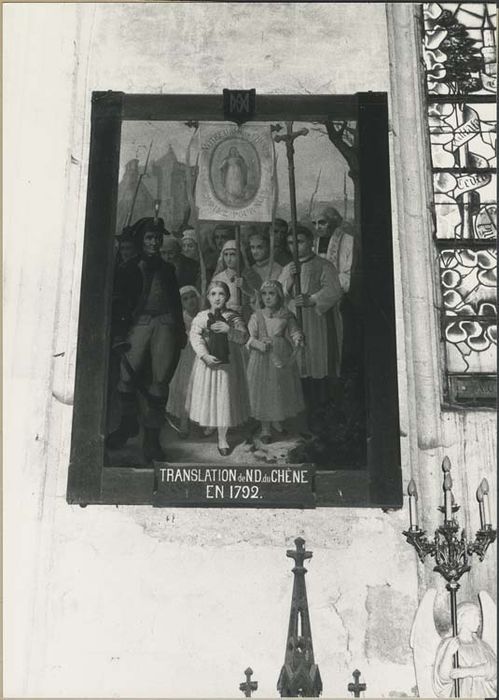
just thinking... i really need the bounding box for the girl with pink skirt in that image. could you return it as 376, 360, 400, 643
246, 280, 305, 443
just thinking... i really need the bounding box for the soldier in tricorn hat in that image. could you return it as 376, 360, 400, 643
108, 215, 186, 462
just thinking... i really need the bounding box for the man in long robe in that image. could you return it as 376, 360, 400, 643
279, 225, 342, 414
311, 206, 358, 375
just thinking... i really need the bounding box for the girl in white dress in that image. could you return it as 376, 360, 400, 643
185, 280, 250, 455
166, 285, 201, 437
246, 280, 305, 443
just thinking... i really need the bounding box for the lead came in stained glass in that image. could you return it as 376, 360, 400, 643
440, 248, 497, 315
433, 172, 496, 239
422, 2, 497, 404
423, 3, 497, 96
428, 102, 496, 170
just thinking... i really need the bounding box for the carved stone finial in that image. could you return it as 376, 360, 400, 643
239, 667, 258, 697
347, 669, 366, 697
277, 538, 322, 697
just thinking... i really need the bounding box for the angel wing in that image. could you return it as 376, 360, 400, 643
410, 588, 442, 698
478, 590, 497, 655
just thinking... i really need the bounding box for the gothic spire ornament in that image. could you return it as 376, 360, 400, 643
277, 537, 322, 697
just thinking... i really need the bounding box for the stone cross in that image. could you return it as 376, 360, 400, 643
239, 667, 258, 697
286, 536, 312, 572
348, 669, 366, 697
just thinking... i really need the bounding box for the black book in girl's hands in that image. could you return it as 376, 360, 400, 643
206, 310, 230, 364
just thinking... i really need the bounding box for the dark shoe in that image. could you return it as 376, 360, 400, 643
218, 446, 230, 456
260, 434, 272, 444
106, 414, 140, 449
143, 428, 164, 462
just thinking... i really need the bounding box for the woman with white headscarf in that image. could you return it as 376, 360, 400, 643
166, 285, 202, 437
211, 239, 256, 319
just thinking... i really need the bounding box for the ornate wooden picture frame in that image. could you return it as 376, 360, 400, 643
67, 91, 402, 508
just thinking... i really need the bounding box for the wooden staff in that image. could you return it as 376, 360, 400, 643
343, 171, 348, 220
184, 125, 207, 302
125, 140, 153, 227
308, 167, 322, 219
268, 126, 280, 279
274, 122, 308, 328
235, 223, 242, 307
197, 224, 207, 302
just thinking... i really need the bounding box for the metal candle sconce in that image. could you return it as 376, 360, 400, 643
403, 456, 496, 697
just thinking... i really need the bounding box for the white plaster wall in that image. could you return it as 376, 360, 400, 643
4, 3, 495, 698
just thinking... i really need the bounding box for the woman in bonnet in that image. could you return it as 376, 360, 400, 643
166, 285, 202, 438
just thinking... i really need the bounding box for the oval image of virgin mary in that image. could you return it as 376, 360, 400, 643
209, 137, 261, 208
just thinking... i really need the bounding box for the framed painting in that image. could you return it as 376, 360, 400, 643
67, 91, 401, 508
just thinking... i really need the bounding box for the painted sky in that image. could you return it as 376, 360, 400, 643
120, 119, 355, 220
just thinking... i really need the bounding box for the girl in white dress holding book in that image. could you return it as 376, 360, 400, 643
185, 280, 250, 455
246, 280, 305, 443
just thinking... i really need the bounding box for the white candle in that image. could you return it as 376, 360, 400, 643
442, 457, 453, 522
481, 479, 491, 526
444, 473, 453, 521
476, 482, 485, 528
408, 479, 418, 529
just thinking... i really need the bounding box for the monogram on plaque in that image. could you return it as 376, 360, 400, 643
223, 89, 256, 124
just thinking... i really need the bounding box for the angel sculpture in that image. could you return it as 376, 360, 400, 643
410, 589, 497, 698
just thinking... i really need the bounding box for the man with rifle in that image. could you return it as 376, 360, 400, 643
108, 215, 186, 462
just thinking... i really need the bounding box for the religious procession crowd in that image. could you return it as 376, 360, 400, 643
107, 208, 358, 461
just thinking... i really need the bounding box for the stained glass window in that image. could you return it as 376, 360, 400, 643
422, 2, 497, 406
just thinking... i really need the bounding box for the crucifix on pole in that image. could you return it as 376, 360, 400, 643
274, 122, 309, 329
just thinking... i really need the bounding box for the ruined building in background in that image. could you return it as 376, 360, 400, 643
116, 145, 194, 234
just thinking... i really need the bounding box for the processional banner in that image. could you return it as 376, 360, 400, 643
196, 122, 275, 222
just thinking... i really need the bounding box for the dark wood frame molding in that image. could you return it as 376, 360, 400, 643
67, 91, 402, 509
